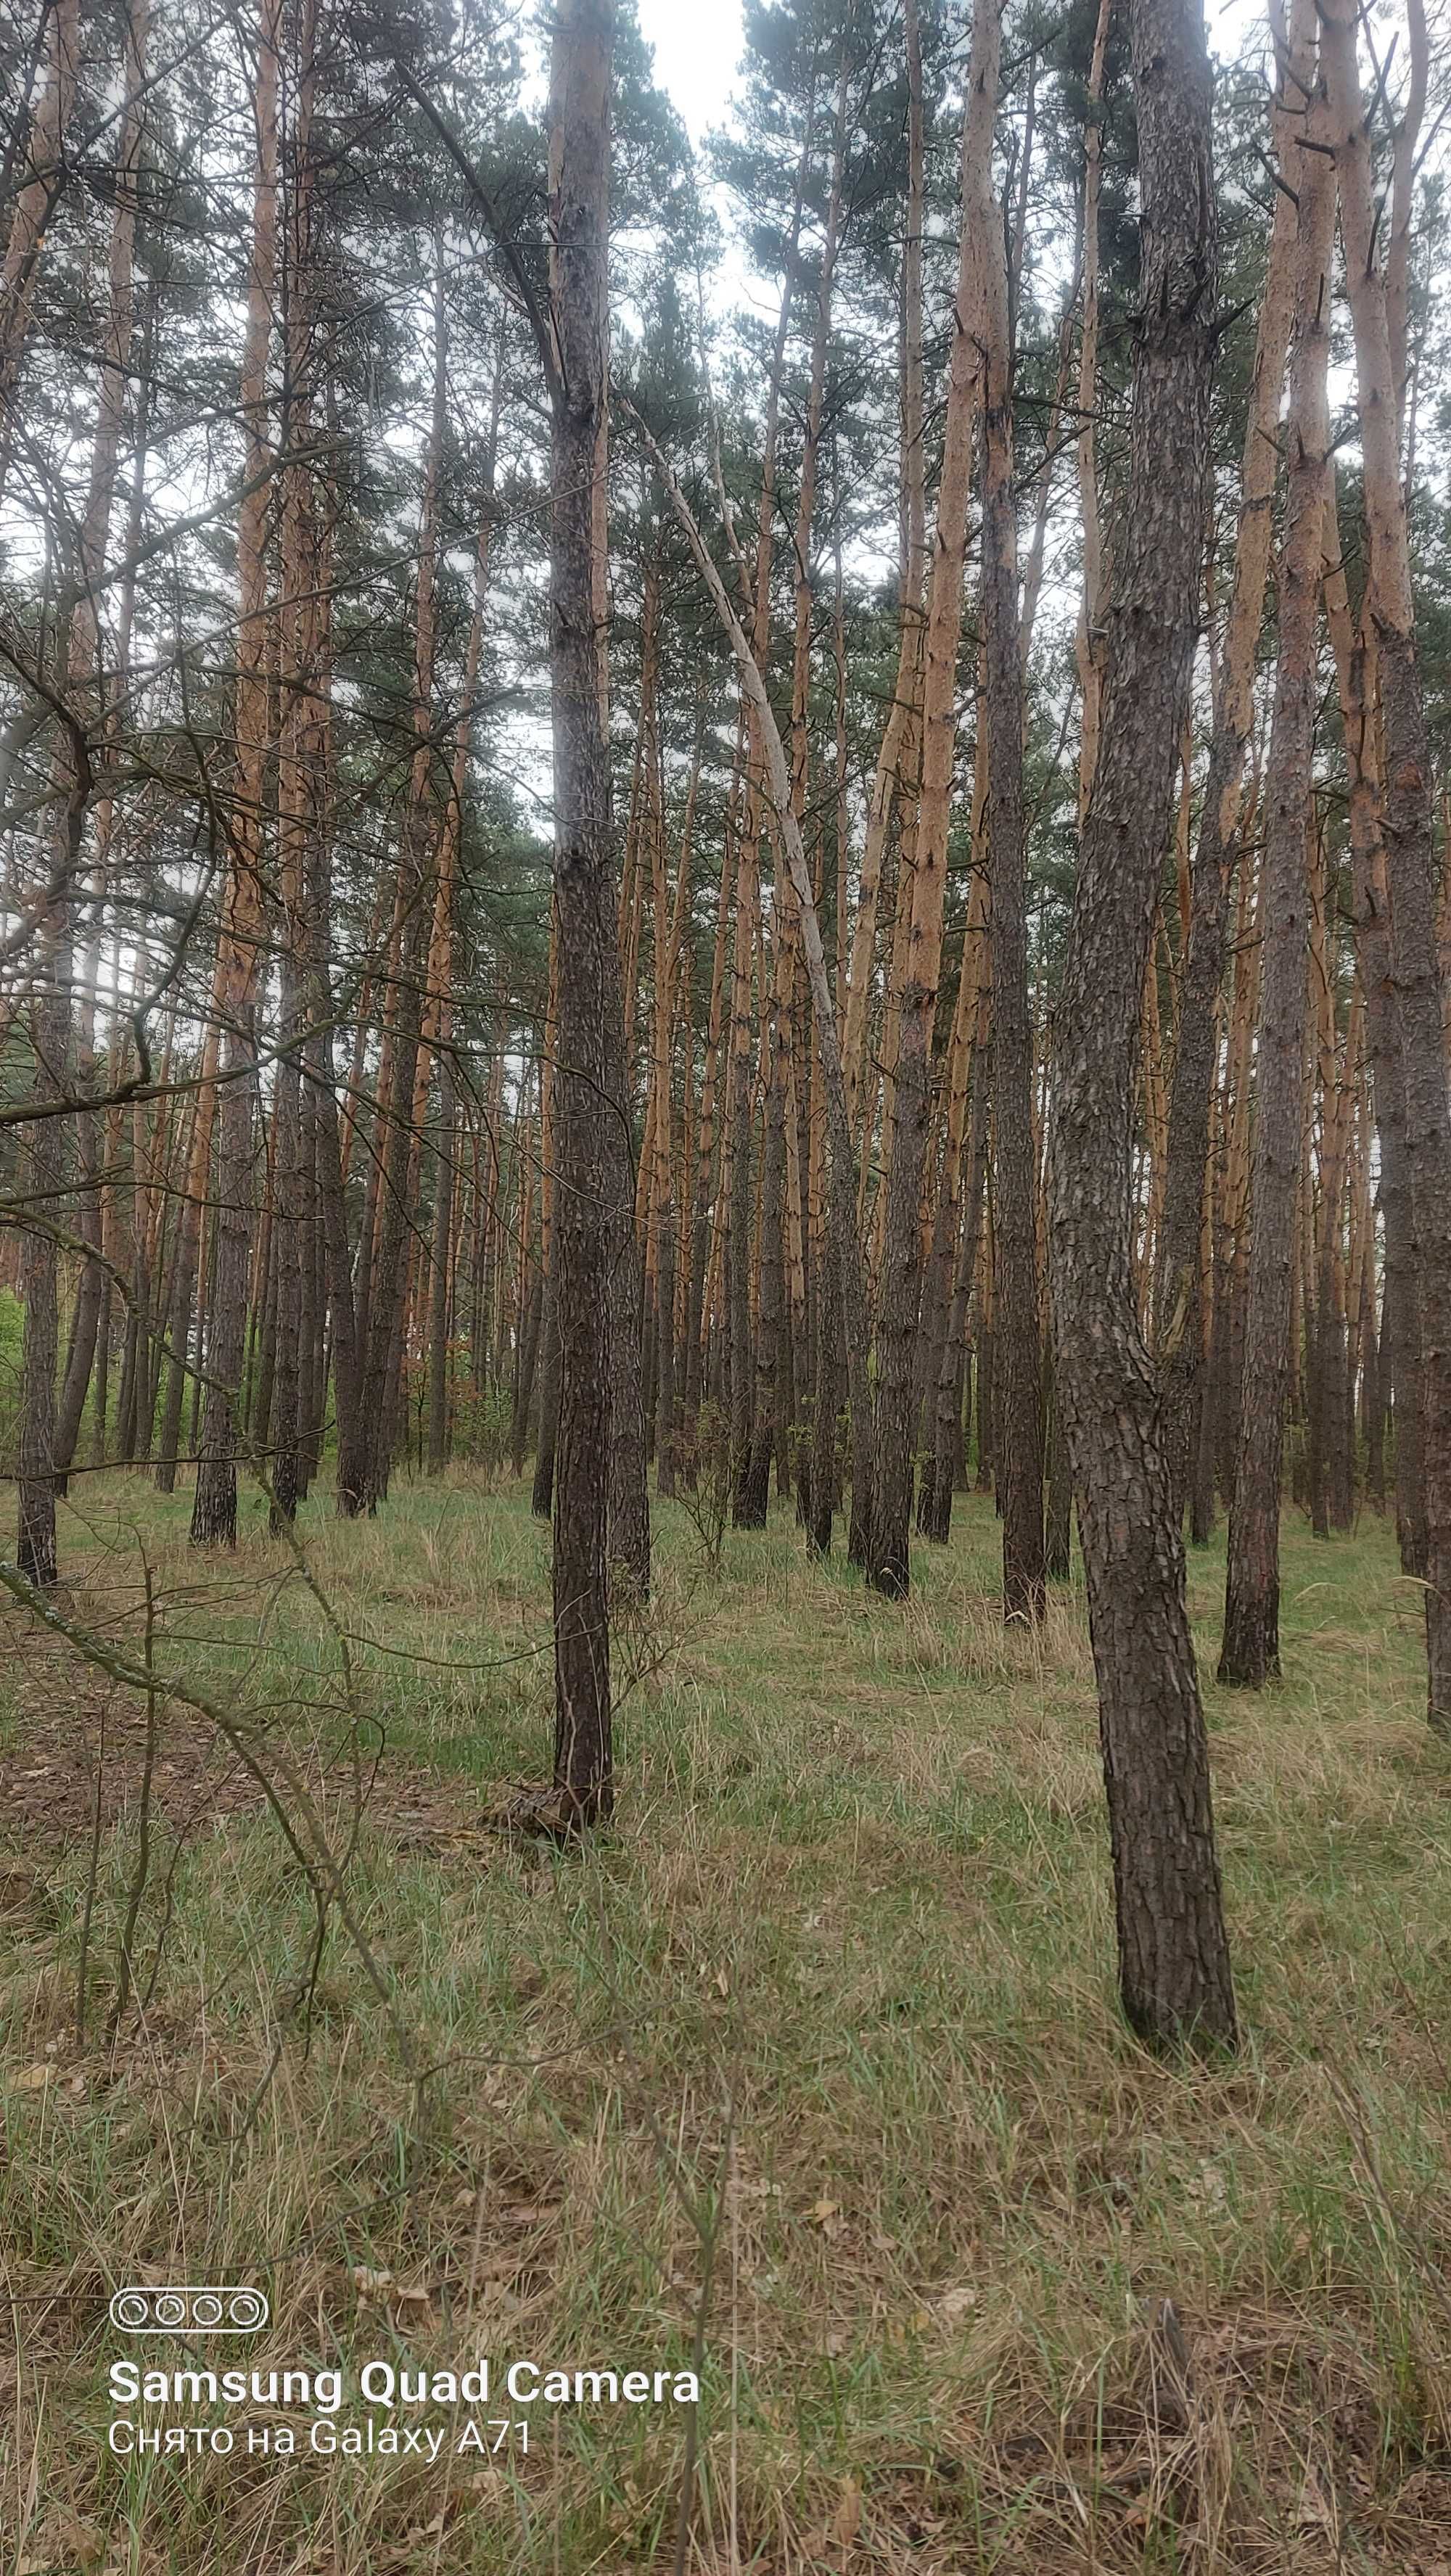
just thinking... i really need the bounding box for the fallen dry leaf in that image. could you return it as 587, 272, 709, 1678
833, 2476, 862, 2546
934, 2286, 977, 2324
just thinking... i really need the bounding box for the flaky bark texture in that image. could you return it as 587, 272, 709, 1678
548, 0, 616, 1824
1049, 0, 1236, 2053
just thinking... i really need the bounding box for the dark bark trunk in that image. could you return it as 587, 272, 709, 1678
190, 1048, 256, 1547
91, 1278, 110, 1468
603, 999, 650, 1595
1048, 0, 1236, 2053
1364, 1271, 1385, 1504
740, 1034, 786, 1526
1044, 1364, 1073, 1580
53, 1123, 103, 1489
548, 0, 616, 1824
728, 1069, 755, 1525
17, 978, 67, 1585
313, 1037, 365, 1516
654, 1193, 677, 1496
805, 1251, 841, 1555
270, 1047, 304, 1527
427, 1065, 453, 1475
1220, 89, 1333, 1682
982, 382, 1045, 1624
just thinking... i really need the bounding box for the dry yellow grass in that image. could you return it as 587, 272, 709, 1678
2, 1471, 1450, 2572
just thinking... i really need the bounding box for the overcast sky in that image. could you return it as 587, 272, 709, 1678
630, 0, 1283, 141
633, 0, 747, 142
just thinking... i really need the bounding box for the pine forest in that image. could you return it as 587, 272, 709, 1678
3, 0, 1451, 2564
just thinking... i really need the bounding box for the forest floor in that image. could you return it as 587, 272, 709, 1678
4, 1473, 1451, 2574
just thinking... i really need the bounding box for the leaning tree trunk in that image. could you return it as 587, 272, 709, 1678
632, 412, 880, 1568
1048, 0, 1236, 2054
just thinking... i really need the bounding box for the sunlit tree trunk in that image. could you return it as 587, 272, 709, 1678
873, 0, 997, 1597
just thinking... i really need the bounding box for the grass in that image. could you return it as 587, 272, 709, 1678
3, 1467, 1451, 2572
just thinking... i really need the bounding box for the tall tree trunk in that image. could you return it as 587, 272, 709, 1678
353, 256, 448, 1515
979, 77, 1045, 1624
1321, 480, 1424, 1576
842, 0, 924, 1139
271, 0, 321, 1528
1323, 0, 1451, 1729
190, 0, 281, 1546
874, 0, 998, 1597
725, 97, 815, 1523
548, 0, 617, 1824
1154, 0, 1315, 1518
1218, 59, 1334, 1684
16, 0, 148, 1568
1048, 0, 1236, 2054
1072, 0, 1112, 816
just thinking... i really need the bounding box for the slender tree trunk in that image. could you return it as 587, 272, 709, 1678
270, 0, 321, 1528
1324, 0, 1451, 1727
1154, 0, 1317, 1518
979, 91, 1045, 1624
549, 0, 617, 1823
842, 0, 924, 1143
190, 0, 280, 1545
427, 1062, 455, 1474
1219, 63, 1334, 1684
874, 0, 998, 1597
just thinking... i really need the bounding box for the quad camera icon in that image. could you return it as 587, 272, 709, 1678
109, 2284, 269, 2334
